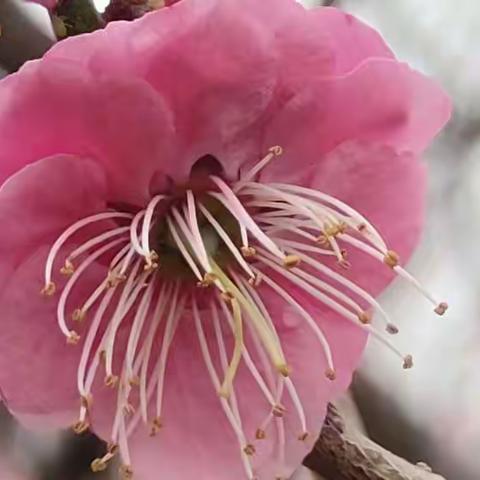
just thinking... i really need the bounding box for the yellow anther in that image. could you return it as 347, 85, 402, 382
272, 404, 286, 418
41, 282, 56, 297
434, 302, 448, 316
107, 443, 119, 455
91, 458, 108, 473
243, 444, 256, 456
129, 376, 140, 387
298, 432, 309, 442
67, 331, 80, 345
316, 234, 329, 246
120, 465, 134, 480
277, 363, 291, 377
269, 145, 283, 156
220, 291, 234, 303
283, 254, 300, 269
325, 367, 336, 381
241, 246, 257, 258
60, 260, 75, 276
255, 428, 266, 440
72, 420, 89, 435
106, 271, 126, 288
384, 250, 400, 268
104, 375, 119, 388
197, 272, 217, 288
72, 308, 86, 323
144, 251, 159, 272
324, 222, 347, 238
403, 354, 414, 370
357, 311, 372, 324
150, 417, 163, 437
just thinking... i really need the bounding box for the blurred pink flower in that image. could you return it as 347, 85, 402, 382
0, 0, 450, 479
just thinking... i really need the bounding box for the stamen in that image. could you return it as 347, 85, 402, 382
57, 238, 126, 341
341, 234, 447, 314
218, 296, 243, 399
166, 216, 203, 282
154, 286, 184, 420
234, 146, 283, 192
278, 241, 399, 333
198, 202, 255, 279
211, 260, 288, 376
209, 176, 285, 260
43, 211, 133, 292
215, 298, 276, 407
264, 182, 388, 250
129, 210, 147, 256
186, 191, 211, 271
171, 206, 212, 275
141, 194, 165, 260
124, 278, 156, 383
192, 298, 254, 480
256, 270, 335, 376
67, 227, 130, 266
257, 252, 412, 367
139, 283, 170, 423
211, 301, 243, 425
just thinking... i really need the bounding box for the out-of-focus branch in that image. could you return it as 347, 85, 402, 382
304, 402, 446, 480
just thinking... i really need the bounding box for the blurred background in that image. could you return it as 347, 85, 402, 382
0, 0, 478, 479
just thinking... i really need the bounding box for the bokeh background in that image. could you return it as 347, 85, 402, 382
0, 0, 478, 479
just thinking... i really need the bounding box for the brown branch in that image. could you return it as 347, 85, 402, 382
304, 402, 446, 480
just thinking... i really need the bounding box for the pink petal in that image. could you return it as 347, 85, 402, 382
312, 7, 395, 74
260, 59, 450, 184
0, 61, 175, 206
0, 244, 105, 419
41, 0, 334, 180
0, 156, 109, 419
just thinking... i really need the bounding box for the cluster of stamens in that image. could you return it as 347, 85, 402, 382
41, 147, 447, 479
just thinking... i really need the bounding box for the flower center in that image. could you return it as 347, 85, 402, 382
41, 147, 447, 479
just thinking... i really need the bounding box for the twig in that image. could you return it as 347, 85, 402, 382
304, 403, 446, 480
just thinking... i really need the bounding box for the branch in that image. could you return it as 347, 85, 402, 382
304, 402, 446, 480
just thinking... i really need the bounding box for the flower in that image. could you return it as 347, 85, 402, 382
0, 1, 450, 479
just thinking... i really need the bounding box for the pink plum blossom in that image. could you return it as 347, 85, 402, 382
0, 0, 450, 479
